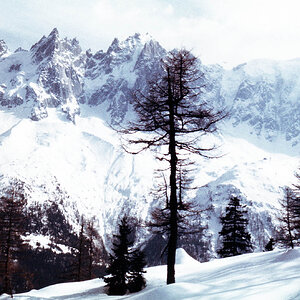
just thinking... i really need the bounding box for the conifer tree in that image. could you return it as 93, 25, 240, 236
264, 238, 275, 251
104, 216, 133, 295
128, 249, 146, 293
104, 216, 146, 295
217, 196, 252, 258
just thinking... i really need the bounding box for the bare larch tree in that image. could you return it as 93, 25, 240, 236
278, 186, 298, 248
121, 49, 226, 284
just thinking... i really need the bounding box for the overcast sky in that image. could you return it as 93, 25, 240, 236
1, 0, 300, 68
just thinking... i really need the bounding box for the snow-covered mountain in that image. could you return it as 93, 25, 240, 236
0, 29, 165, 124
0, 29, 299, 266
1, 29, 299, 146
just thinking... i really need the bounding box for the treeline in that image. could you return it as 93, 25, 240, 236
0, 178, 148, 298
0, 174, 299, 297
0, 178, 108, 297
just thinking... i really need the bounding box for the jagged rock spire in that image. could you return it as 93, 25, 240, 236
30, 28, 61, 63
0, 40, 8, 57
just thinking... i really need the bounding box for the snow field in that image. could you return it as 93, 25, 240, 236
0, 108, 298, 251
5, 247, 300, 300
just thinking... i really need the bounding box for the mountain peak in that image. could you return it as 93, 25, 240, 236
14, 47, 27, 53
106, 38, 119, 54
46, 28, 60, 46
107, 33, 154, 55
30, 29, 61, 63
123, 33, 154, 49
29, 28, 83, 64
0, 40, 8, 57
136, 32, 154, 44
49, 27, 59, 38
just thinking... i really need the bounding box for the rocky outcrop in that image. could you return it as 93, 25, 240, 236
0, 40, 8, 57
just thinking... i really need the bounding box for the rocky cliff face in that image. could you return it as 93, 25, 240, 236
29, 28, 86, 121
219, 60, 300, 146
84, 33, 166, 124
0, 29, 86, 122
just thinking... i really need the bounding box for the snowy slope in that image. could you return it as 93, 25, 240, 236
0, 108, 156, 242
0, 106, 297, 257
6, 248, 300, 300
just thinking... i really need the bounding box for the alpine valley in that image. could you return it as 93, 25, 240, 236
0, 29, 299, 285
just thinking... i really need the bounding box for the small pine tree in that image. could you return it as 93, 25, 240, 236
127, 249, 146, 293
104, 216, 133, 295
104, 216, 146, 295
217, 196, 253, 258
264, 238, 275, 251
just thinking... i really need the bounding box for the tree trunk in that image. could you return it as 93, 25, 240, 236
4, 208, 13, 296
287, 207, 294, 249
88, 235, 93, 279
167, 68, 178, 284
77, 222, 84, 281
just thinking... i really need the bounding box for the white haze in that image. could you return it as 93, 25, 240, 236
1, 0, 300, 67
